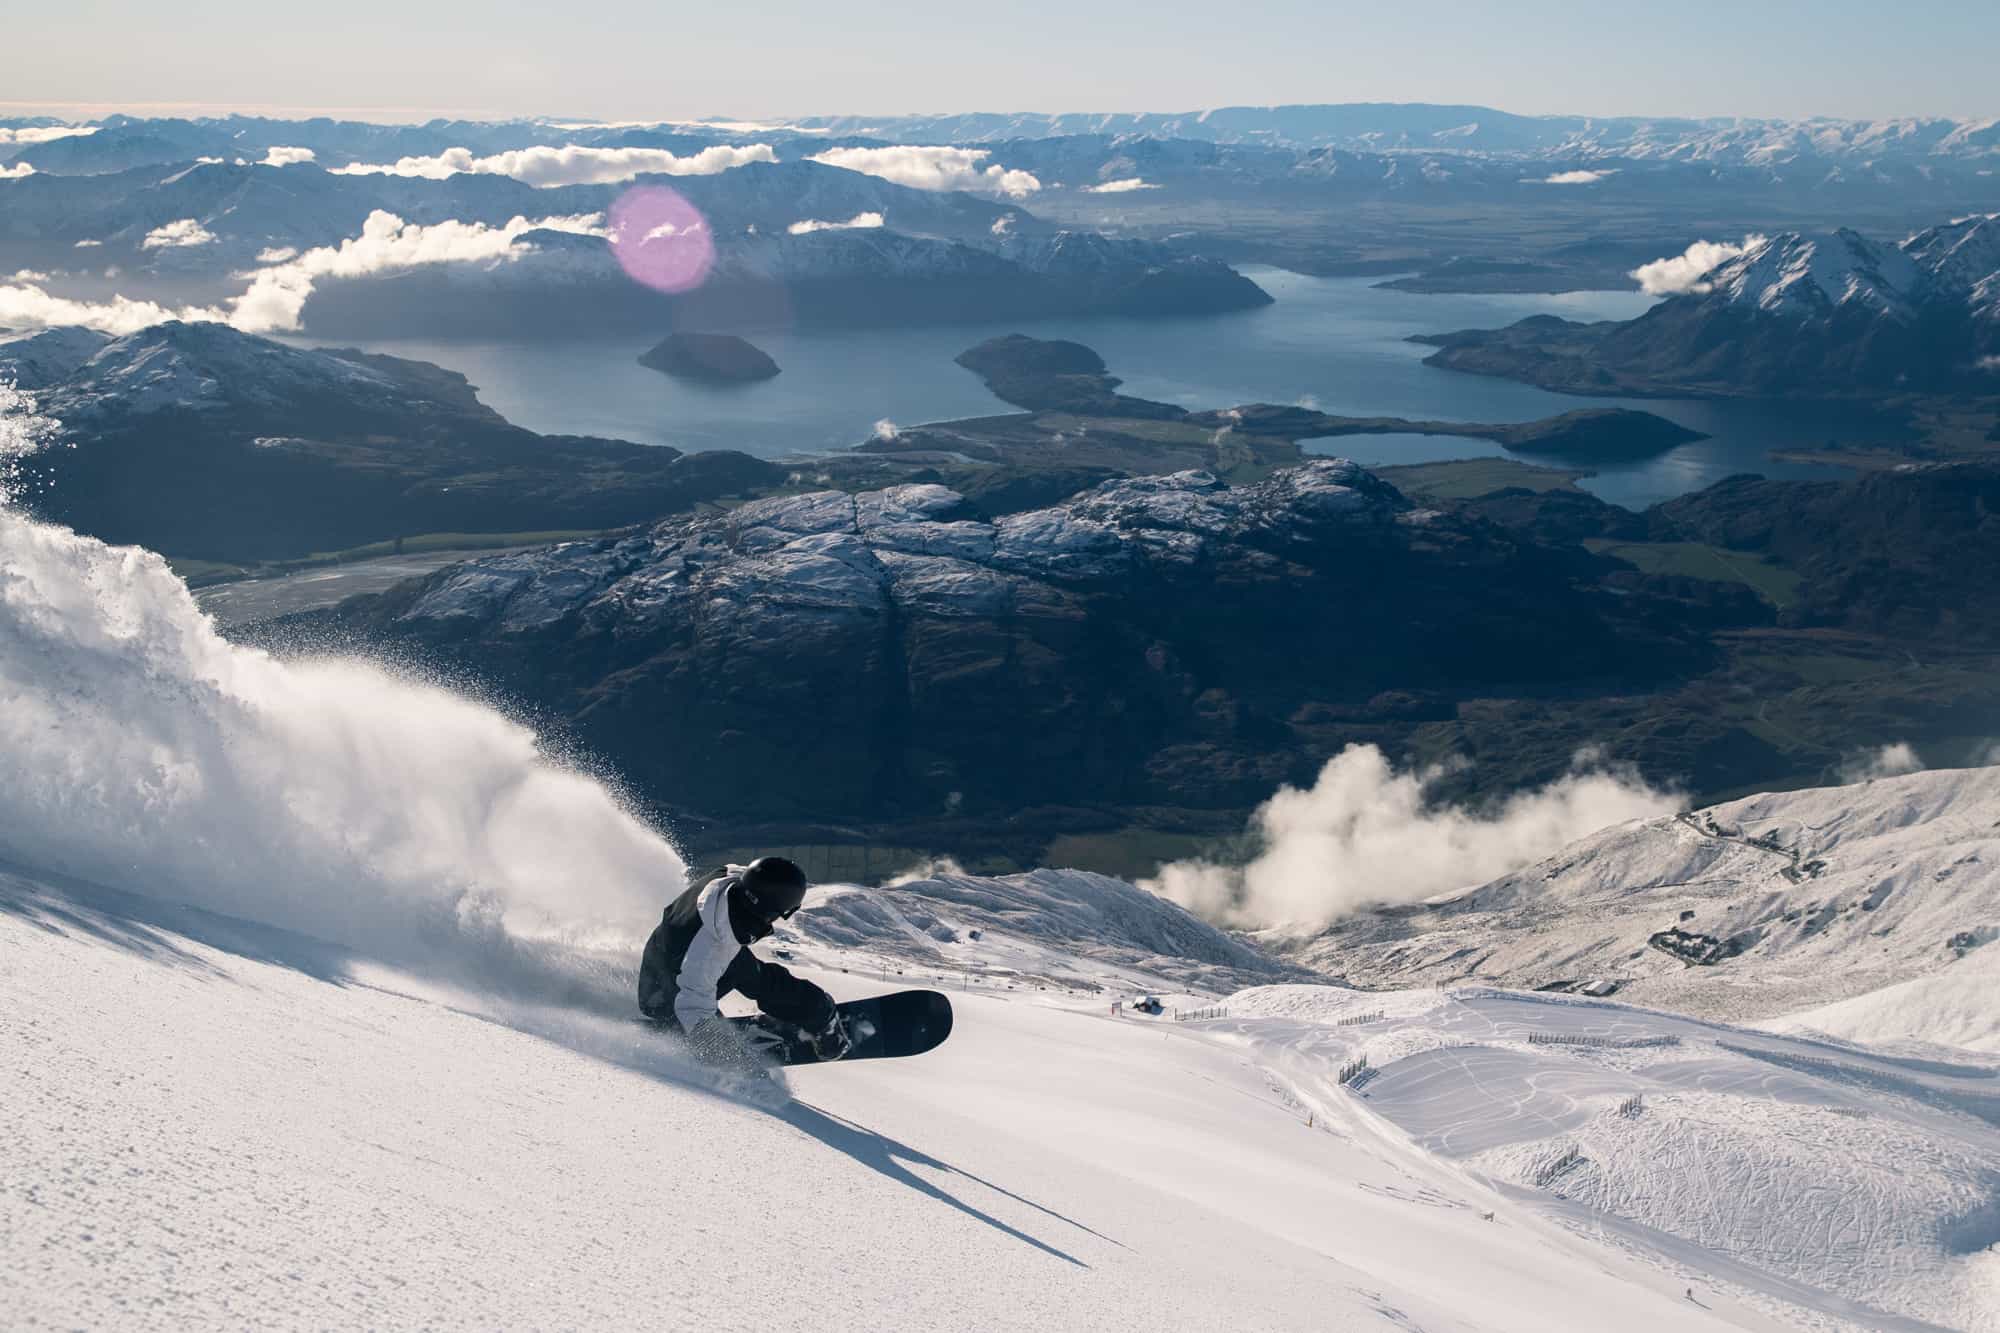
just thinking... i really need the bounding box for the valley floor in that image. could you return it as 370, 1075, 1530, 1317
6, 869, 1993, 1330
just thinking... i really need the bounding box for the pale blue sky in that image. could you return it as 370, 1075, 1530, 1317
8, 0, 1996, 123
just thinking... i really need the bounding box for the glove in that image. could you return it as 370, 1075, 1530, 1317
810, 1012, 852, 1062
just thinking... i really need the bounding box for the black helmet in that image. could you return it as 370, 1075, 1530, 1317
736, 856, 808, 923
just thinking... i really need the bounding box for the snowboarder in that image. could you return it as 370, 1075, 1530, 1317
638, 857, 851, 1063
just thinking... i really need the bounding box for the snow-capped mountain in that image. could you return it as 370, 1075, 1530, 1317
1286, 765, 2000, 1040
1703, 227, 1922, 319
1419, 212, 2000, 393
790, 103, 2000, 167
1703, 215, 2000, 323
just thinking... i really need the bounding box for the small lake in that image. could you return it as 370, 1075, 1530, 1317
316, 268, 1893, 510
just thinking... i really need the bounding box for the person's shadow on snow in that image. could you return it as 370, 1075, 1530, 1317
780, 1101, 1121, 1268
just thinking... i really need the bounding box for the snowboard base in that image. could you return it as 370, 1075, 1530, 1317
650, 989, 954, 1067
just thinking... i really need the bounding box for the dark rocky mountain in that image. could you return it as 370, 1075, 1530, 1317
324, 463, 1718, 845
1417, 217, 2000, 397
1, 323, 782, 562
638, 332, 780, 383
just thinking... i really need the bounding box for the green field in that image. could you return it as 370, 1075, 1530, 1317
171, 529, 606, 587
1584, 539, 1804, 608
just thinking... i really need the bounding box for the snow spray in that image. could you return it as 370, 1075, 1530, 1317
0, 386, 688, 1005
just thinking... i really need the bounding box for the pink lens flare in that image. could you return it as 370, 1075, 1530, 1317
609, 186, 716, 294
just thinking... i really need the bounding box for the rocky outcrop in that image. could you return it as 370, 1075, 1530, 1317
638, 332, 780, 384
334, 462, 1712, 834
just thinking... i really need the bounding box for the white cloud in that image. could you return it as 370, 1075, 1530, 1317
1084, 177, 1157, 194
0, 284, 228, 336
1630, 234, 1766, 296
229, 209, 605, 333
0, 209, 605, 338
72, 239, 101, 248
0, 125, 96, 146
871, 418, 900, 441
990, 216, 1013, 236
260, 146, 316, 167
0, 162, 34, 180
332, 142, 774, 187
808, 145, 1041, 199
1836, 742, 1925, 784
141, 218, 217, 250
1977, 355, 2000, 374
10, 269, 51, 283
253, 246, 298, 264
1142, 743, 1678, 928
786, 211, 885, 235
1537, 169, 1616, 185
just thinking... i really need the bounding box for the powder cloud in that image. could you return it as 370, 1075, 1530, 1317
260, 146, 317, 167
1537, 169, 1615, 185
1836, 742, 1925, 784
1084, 177, 1157, 193
786, 211, 885, 235
1631, 235, 1767, 296
1143, 743, 1679, 928
809, 145, 1041, 199
333, 143, 774, 187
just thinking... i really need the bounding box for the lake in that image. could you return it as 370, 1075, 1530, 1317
317, 267, 1889, 510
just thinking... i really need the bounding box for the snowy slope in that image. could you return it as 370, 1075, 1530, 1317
1770, 946, 2000, 1055
1287, 767, 2000, 1031
9, 862, 1941, 1333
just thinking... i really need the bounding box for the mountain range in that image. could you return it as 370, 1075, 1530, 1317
1419, 213, 2000, 395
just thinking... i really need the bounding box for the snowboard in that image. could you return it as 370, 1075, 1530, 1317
733, 988, 955, 1066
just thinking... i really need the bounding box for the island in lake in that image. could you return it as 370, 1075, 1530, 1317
639, 332, 781, 384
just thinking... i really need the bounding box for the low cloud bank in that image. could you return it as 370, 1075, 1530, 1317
333, 143, 773, 187
1538, 169, 1615, 185
1630, 235, 1766, 295
260, 146, 316, 167
142, 218, 217, 249
1836, 742, 1926, 784
786, 211, 884, 235
0, 163, 34, 180
809, 145, 1040, 199
0, 209, 604, 336
1084, 177, 1157, 193
1143, 744, 1678, 928
0, 125, 96, 146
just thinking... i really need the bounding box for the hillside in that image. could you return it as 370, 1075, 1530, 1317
0, 322, 785, 562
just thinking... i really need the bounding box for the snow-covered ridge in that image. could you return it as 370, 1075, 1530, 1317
0, 321, 491, 425
783, 867, 1311, 996
390, 463, 1400, 635
1687, 214, 2000, 323
1291, 765, 2000, 1040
